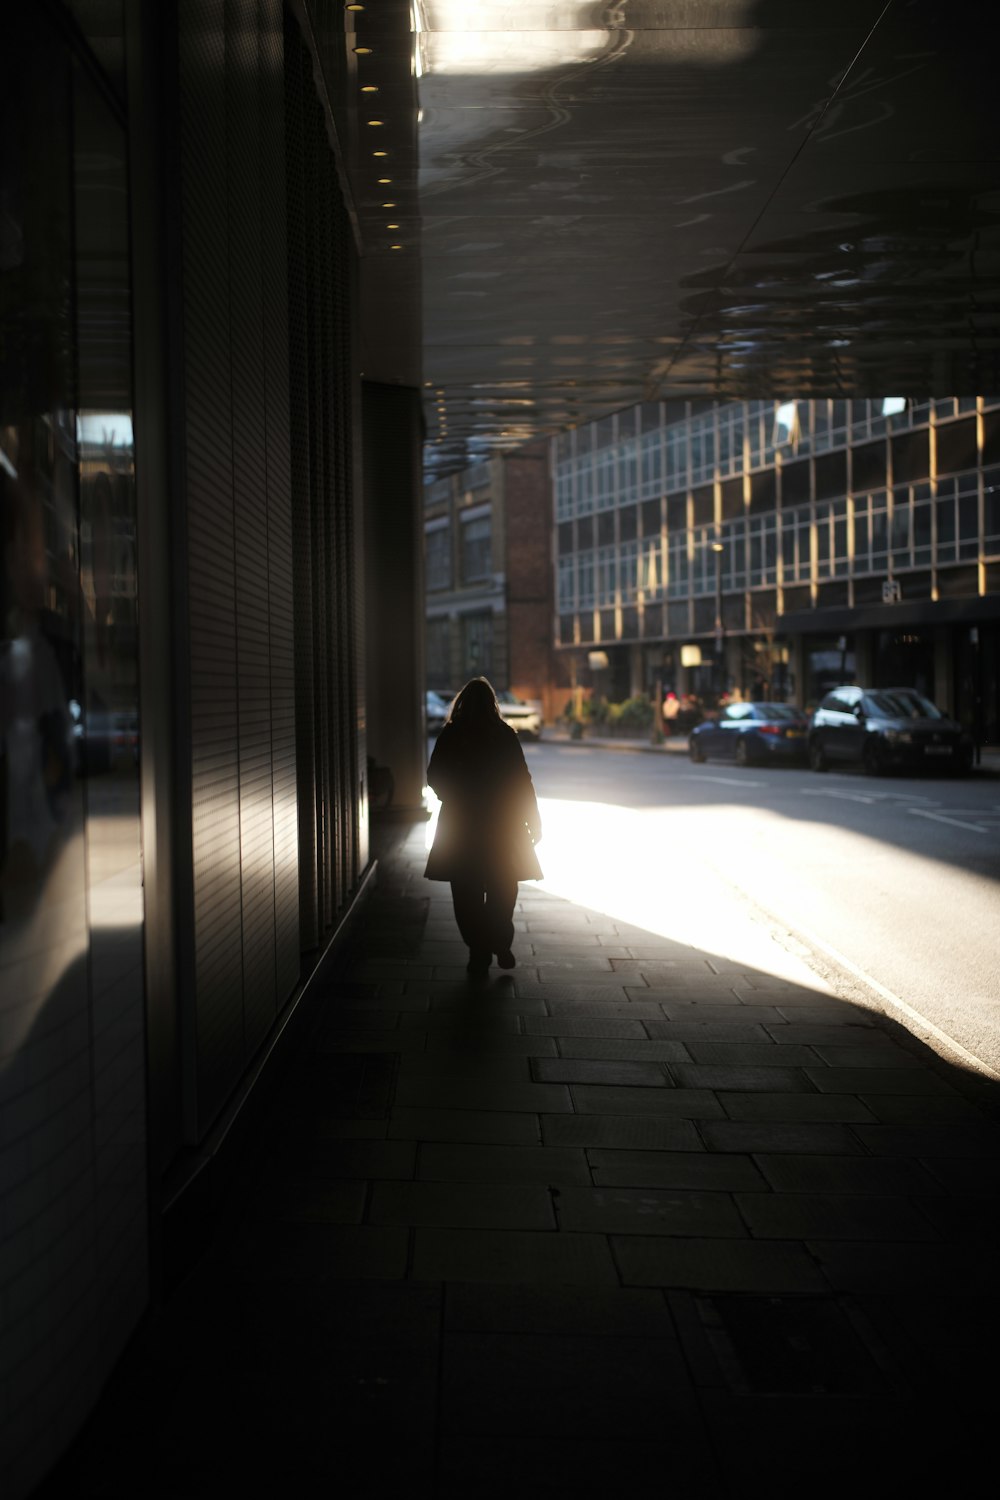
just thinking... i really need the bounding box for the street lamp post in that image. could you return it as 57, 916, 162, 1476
712, 541, 724, 701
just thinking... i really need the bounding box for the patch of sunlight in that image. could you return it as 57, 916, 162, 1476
533, 796, 816, 983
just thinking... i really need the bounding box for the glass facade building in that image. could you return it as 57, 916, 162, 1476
552, 398, 1000, 742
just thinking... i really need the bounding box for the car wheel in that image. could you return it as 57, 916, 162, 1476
808, 739, 827, 772
862, 738, 884, 777
689, 738, 705, 764
735, 739, 751, 768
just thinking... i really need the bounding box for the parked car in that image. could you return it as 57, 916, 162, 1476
425, 689, 451, 735
808, 685, 973, 775
688, 702, 809, 767
496, 689, 542, 739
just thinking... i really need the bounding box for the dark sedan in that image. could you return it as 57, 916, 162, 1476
808, 685, 973, 775
689, 702, 810, 767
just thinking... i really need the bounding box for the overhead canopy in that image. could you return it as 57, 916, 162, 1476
334, 1, 1000, 478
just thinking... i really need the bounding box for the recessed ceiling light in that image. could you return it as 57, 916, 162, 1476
361, 85, 378, 93
377, 177, 392, 184
346, 3, 365, 10
367, 119, 384, 126
353, 46, 372, 55
386, 223, 399, 229
390, 243, 403, 250
381, 201, 396, 208
373, 150, 387, 157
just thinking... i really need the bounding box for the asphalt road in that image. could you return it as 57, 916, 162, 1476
520, 738, 1000, 1082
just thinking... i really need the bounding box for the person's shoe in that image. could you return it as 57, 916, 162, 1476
467, 950, 491, 977
496, 949, 515, 970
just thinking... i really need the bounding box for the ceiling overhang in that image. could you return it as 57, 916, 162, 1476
310, 0, 1000, 479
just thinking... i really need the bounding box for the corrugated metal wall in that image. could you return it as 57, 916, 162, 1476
176, 0, 363, 1137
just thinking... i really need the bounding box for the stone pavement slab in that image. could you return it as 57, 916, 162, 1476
38, 814, 1000, 1500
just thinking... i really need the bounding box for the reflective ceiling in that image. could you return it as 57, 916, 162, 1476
336, 0, 1000, 478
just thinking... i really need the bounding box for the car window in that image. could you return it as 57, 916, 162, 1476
751, 703, 799, 720
822, 692, 854, 713
865, 690, 942, 719
722, 704, 751, 720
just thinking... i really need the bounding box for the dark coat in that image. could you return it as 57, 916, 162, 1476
424, 717, 543, 883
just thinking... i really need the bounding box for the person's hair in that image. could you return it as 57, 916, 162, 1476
448, 676, 501, 725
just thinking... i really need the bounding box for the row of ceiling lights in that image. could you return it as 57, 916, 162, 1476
347, 5, 404, 251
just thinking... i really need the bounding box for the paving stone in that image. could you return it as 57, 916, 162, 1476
444, 1283, 673, 1336
699, 1121, 865, 1154
719, 1093, 878, 1123
369, 1181, 556, 1231
808, 1241, 998, 1296
557, 1037, 692, 1063
411, 1228, 620, 1285
570, 1086, 725, 1118
614, 1236, 828, 1292
398, 1012, 521, 1034
531, 1057, 669, 1086
917, 1157, 1000, 1194
557, 1186, 747, 1237
419, 1033, 557, 1058
860, 1093, 987, 1124
387, 1109, 541, 1145
418, 1143, 592, 1185
397, 1054, 533, 1082
762, 1024, 888, 1046
543, 999, 671, 1019
525, 1016, 648, 1039
542, 1115, 705, 1151
731, 987, 837, 1005
805, 1066, 959, 1095
665, 1008, 791, 1032
440, 1331, 695, 1437
735, 1191, 938, 1240
643, 1020, 771, 1042
429, 990, 550, 1015
631, 989, 744, 1006
809, 1042, 915, 1066
394, 1076, 574, 1113
589, 1150, 767, 1192
912, 1195, 1000, 1241
532, 956, 616, 971
852, 1123, 1000, 1157
671, 1064, 811, 1092
683, 1042, 820, 1067
754, 1153, 939, 1194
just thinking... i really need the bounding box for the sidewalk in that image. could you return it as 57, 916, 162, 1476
40, 814, 1000, 1498
544, 725, 1000, 773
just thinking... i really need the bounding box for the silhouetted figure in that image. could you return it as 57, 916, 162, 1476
424, 676, 542, 977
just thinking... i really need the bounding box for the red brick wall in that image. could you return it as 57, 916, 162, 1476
504, 442, 571, 723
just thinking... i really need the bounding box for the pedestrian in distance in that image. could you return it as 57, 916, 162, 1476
424, 676, 543, 978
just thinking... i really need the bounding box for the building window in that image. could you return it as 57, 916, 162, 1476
425, 521, 451, 591
578, 549, 595, 609
425, 477, 451, 509
853, 489, 889, 574
596, 544, 617, 606
667, 531, 689, 597
984, 466, 1000, 556
425, 616, 451, 687
462, 611, 493, 677
557, 555, 574, 612
460, 511, 492, 582
780, 504, 810, 584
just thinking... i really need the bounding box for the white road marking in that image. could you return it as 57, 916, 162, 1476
801, 789, 877, 804
694, 775, 763, 788
908, 808, 989, 834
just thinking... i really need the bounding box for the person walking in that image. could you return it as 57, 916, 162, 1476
424, 676, 543, 977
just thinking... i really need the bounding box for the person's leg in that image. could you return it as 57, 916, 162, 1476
484, 877, 518, 965
450, 879, 491, 972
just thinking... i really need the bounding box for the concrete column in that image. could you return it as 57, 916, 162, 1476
363, 380, 426, 814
